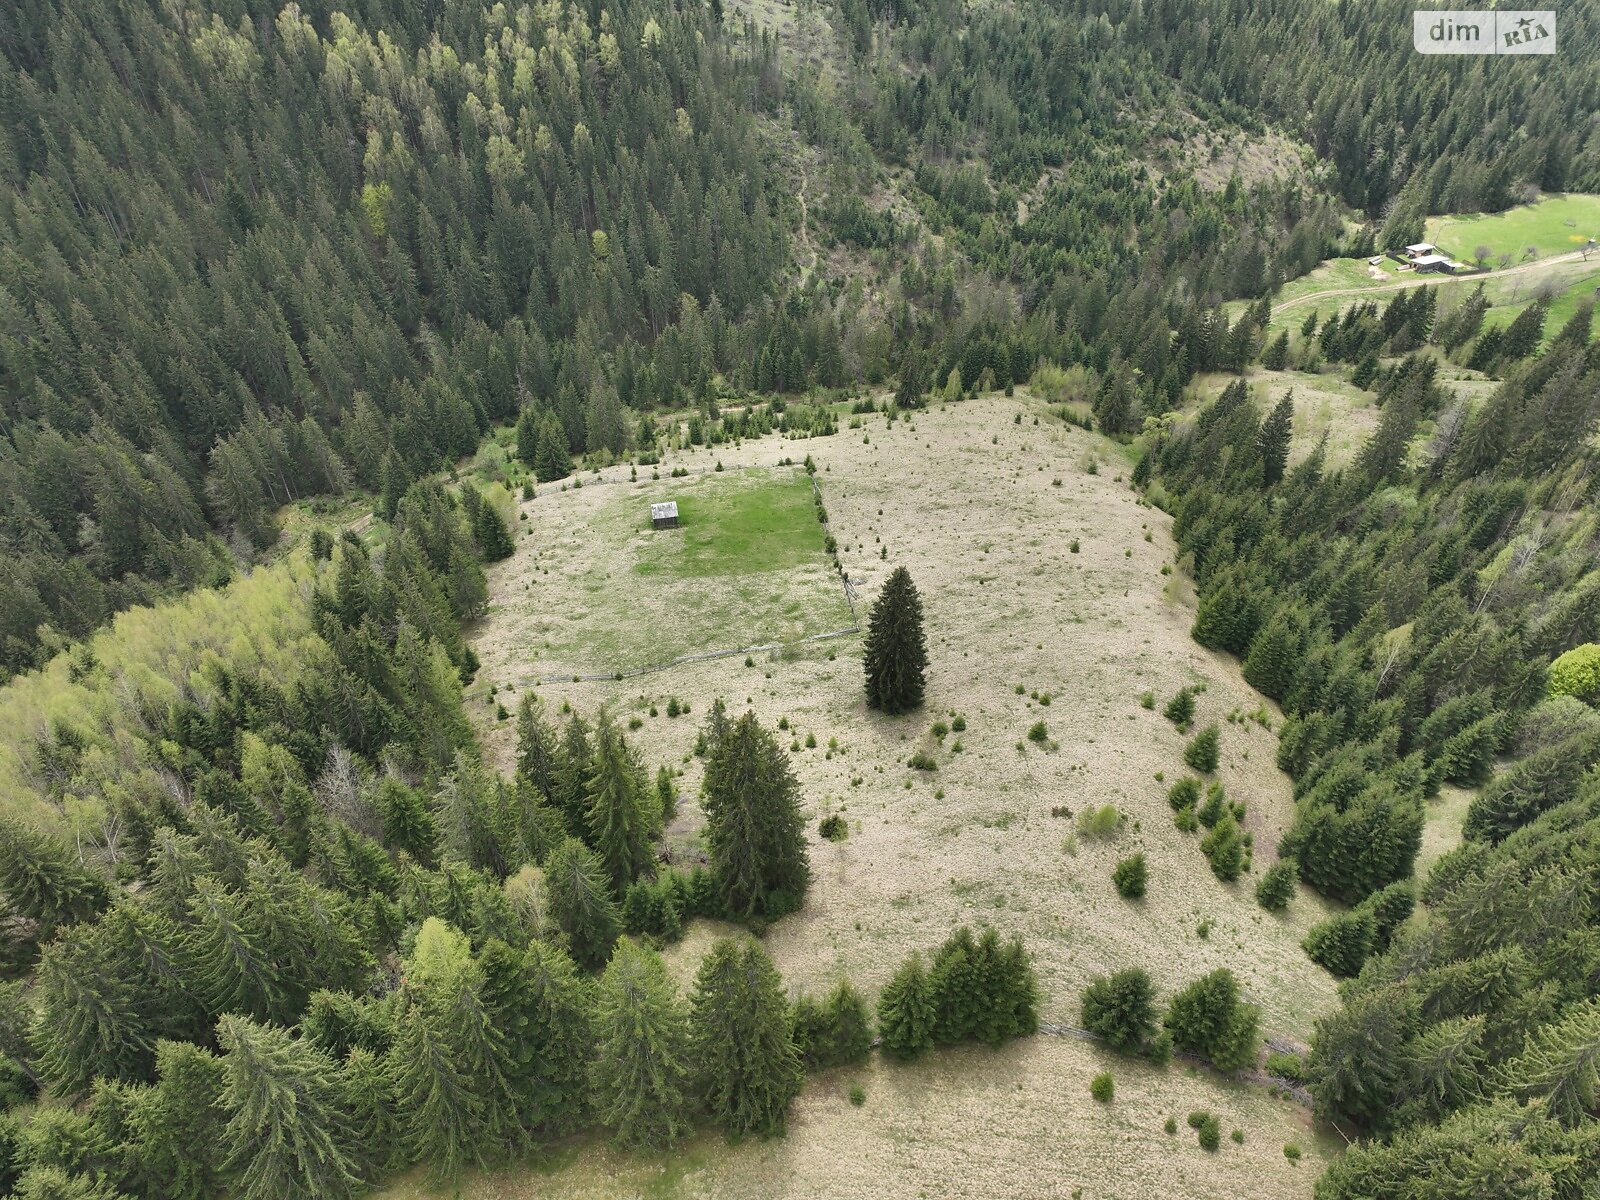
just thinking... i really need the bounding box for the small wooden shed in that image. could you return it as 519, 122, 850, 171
650, 501, 679, 530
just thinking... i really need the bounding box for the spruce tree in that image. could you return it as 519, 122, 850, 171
111, 1039, 228, 1200
554, 714, 594, 832
702, 712, 810, 919
791, 979, 874, 1070
216, 1015, 361, 1200
518, 941, 596, 1135
385, 988, 482, 1182
590, 938, 692, 1150
689, 939, 803, 1136
584, 712, 660, 894
533, 416, 571, 483
1256, 393, 1293, 486
471, 497, 515, 562
1184, 724, 1220, 773
1262, 330, 1290, 371
0, 825, 110, 934
863, 567, 928, 714
1080, 969, 1159, 1054
514, 695, 562, 802
1302, 909, 1377, 977
877, 953, 936, 1060
1256, 859, 1298, 910
1242, 606, 1302, 699
544, 838, 621, 971
1165, 969, 1260, 1072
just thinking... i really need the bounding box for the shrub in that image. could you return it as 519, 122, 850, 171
1080, 968, 1158, 1054
1196, 782, 1227, 828
1174, 806, 1200, 832
951, 715, 967, 732
1256, 859, 1297, 910
1112, 854, 1147, 899
621, 876, 685, 942
1090, 1072, 1114, 1102
1139, 691, 1155, 709
1027, 720, 1049, 744
1200, 813, 1248, 881
819, 814, 848, 842
1164, 1116, 1178, 1135
1076, 804, 1122, 840
1164, 688, 1196, 729
1197, 1114, 1222, 1151
1167, 777, 1201, 811
1284, 1142, 1302, 1162
792, 979, 874, 1070
1184, 725, 1220, 772
849, 1085, 866, 1106
1264, 1050, 1305, 1083
908, 751, 938, 771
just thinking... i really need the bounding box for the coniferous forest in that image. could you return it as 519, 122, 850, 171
2, 0, 1600, 1196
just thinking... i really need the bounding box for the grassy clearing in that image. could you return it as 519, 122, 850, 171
1426, 193, 1600, 262
470, 466, 850, 680
464, 392, 1342, 1199
1416, 784, 1473, 883
635, 470, 823, 579
379, 1037, 1334, 1200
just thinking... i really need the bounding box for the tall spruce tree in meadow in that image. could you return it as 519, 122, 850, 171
863, 567, 928, 715
1257, 393, 1293, 486
544, 838, 622, 971
703, 712, 810, 919
689, 939, 803, 1136
591, 938, 692, 1150
584, 712, 660, 894
877, 952, 936, 1060
1262, 330, 1290, 371
216, 1015, 361, 1200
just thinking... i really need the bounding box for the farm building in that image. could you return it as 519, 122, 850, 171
1404, 242, 1437, 257
650, 501, 679, 530
1409, 253, 1462, 274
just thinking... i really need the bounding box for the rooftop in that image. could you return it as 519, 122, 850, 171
650, 501, 679, 520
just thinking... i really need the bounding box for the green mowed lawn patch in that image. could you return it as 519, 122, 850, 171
472, 466, 853, 679
1426, 193, 1600, 262
635, 469, 824, 578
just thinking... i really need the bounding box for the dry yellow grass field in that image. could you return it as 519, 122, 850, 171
445, 391, 1351, 1200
